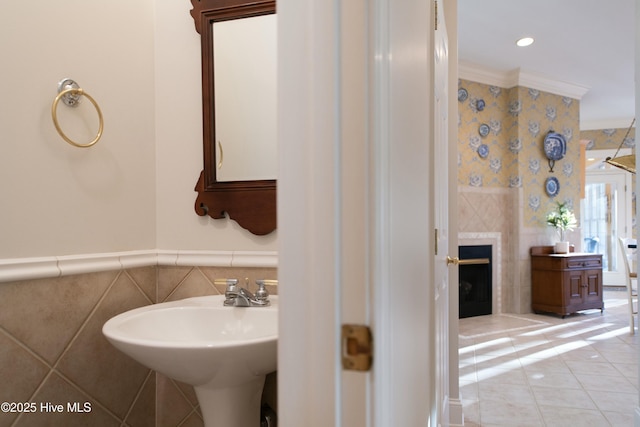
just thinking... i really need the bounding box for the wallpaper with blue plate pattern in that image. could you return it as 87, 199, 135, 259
458, 79, 580, 227
581, 127, 636, 151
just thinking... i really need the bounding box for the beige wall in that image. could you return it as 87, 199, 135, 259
0, 0, 276, 262
0, 1, 156, 259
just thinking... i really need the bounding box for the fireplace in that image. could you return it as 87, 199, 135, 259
458, 245, 492, 318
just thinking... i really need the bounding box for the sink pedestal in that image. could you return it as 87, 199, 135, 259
195, 376, 266, 427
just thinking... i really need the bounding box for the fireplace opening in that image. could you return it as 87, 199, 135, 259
458, 245, 492, 318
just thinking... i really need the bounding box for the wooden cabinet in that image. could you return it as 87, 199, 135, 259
530, 246, 604, 318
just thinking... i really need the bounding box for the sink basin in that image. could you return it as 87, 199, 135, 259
102, 294, 277, 427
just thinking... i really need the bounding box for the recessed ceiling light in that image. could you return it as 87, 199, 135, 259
516, 37, 534, 47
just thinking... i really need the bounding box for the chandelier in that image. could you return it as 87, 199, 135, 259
605, 118, 636, 174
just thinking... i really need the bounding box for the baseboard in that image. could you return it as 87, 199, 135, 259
449, 397, 464, 426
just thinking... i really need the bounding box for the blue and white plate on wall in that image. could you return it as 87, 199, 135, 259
458, 88, 468, 102
543, 132, 567, 161
478, 144, 489, 158
478, 123, 490, 137
545, 176, 560, 197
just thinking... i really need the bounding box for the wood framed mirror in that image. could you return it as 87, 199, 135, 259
190, 0, 276, 235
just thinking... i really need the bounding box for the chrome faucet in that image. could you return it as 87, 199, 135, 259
216, 279, 272, 307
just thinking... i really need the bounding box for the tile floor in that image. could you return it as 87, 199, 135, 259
459, 289, 638, 426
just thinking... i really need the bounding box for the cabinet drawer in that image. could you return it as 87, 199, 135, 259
531, 254, 603, 271
564, 257, 602, 270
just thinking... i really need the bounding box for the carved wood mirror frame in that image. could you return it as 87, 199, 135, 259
190, 0, 276, 235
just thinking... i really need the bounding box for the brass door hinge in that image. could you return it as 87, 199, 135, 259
341, 324, 373, 371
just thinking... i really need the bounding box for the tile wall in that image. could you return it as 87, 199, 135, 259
458, 186, 515, 313
0, 265, 277, 427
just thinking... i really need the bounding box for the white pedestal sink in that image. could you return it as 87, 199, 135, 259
102, 295, 277, 427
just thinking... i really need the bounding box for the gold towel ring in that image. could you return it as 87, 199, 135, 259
51, 87, 104, 148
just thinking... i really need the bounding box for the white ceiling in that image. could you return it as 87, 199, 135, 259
458, 0, 635, 130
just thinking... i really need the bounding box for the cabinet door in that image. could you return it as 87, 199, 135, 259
566, 270, 584, 305
583, 269, 602, 303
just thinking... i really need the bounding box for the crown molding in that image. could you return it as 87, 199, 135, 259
459, 61, 590, 100
0, 250, 278, 283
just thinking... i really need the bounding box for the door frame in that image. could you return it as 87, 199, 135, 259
277, 0, 449, 425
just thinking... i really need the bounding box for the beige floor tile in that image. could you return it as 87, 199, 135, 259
458, 364, 478, 383
525, 371, 583, 389
564, 360, 620, 376
602, 409, 634, 426
538, 405, 609, 427
613, 362, 638, 383
511, 339, 556, 355
586, 389, 638, 414
531, 386, 597, 410
479, 382, 534, 402
474, 354, 522, 372
479, 399, 543, 426
519, 356, 571, 374
590, 340, 637, 354
476, 366, 527, 385
557, 347, 605, 362
460, 381, 479, 401
459, 290, 638, 426
574, 371, 637, 393
598, 348, 638, 364
461, 400, 480, 424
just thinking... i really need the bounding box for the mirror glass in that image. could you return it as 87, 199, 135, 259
213, 14, 277, 182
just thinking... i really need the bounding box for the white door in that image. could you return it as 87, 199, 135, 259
583, 151, 633, 286
433, 1, 451, 424
277, 0, 446, 425
370, 0, 439, 424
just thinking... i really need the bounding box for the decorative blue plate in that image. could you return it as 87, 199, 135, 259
543, 132, 567, 161
458, 88, 468, 102
478, 123, 490, 137
476, 99, 485, 111
478, 144, 489, 158
545, 176, 560, 197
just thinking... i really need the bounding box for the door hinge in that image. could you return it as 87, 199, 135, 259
341, 324, 373, 371
435, 0, 438, 30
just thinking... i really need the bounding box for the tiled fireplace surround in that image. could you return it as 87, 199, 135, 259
458, 186, 578, 315
0, 259, 277, 427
